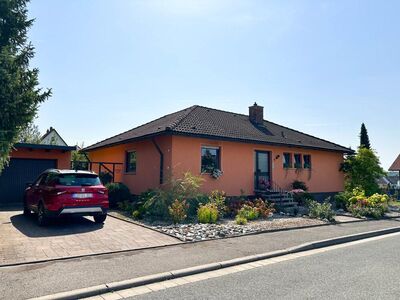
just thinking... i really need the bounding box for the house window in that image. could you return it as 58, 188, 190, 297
125, 151, 137, 173
201, 147, 220, 173
283, 153, 292, 168
303, 155, 311, 169
294, 154, 302, 168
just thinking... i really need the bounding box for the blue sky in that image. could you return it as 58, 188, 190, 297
28, 0, 399, 169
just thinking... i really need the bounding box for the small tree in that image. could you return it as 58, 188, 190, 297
341, 147, 385, 196
0, 0, 51, 172
360, 123, 371, 149
18, 122, 41, 143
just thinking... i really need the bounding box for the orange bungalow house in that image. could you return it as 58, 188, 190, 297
84, 104, 353, 200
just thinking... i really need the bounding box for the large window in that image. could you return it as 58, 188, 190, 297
201, 147, 220, 173
294, 153, 302, 169
303, 154, 311, 169
125, 151, 137, 173
283, 153, 292, 168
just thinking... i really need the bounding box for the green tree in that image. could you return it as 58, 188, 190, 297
341, 147, 385, 196
18, 121, 41, 143
71, 143, 89, 170
360, 123, 371, 149
0, 0, 51, 172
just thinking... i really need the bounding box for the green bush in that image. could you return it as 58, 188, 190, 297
132, 210, 141, 220
292, 190, 314, 206
106, 183, 131, 208
235, 216, 247, 225
168, 199, 189, 224
117, 200, 135, 214
346, 188, 388, 218
292, 180, 308, 191
209, 190, 227, 218
307, 200, 335, 222
99, 172, 113, 185
341, 147, 385, 196
253, 198, 275, 218
197, 203, 218, 224
334, 191, 352, 210
142, 172, 204, 220
186, 194, 209, 217
237, 204, 259, 221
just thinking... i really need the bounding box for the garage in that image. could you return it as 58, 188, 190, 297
0, 143, 76, 207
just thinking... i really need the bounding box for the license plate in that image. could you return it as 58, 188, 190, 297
72, 193, 93, 199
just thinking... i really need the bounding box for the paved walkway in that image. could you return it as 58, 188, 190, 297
2, 218, 400, 300
0, 211, 179, 266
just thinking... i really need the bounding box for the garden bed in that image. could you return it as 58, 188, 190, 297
109, 210, 328, 242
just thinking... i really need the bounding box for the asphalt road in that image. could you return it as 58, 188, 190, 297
133, 234, 400, 300
2, 219, 400, 300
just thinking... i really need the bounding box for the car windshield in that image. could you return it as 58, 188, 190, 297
55, 174, 101, 186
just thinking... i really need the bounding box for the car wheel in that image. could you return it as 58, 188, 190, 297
37, 203, 48, 226
93, 214, 107, 224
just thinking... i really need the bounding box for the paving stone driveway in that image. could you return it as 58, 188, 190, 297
0, 210, 179, 266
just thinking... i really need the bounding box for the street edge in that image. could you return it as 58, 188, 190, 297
30, 226, 400, 300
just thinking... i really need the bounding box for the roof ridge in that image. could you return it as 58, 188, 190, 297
84, 105, 196, 151
168, 105, 198, 130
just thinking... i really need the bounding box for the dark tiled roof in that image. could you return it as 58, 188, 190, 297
84, 105, 352, 153
389, 154, 400, 171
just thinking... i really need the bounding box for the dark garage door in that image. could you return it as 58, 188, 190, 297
0, 158, 57, 207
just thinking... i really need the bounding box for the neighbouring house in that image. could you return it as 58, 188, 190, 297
40, 127, 68, 146
389, 154, 400, 188
0, 129, 76, 207
84, 103, 353, 200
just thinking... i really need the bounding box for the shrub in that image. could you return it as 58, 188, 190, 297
292, 180, 308, 191
291, 189, 314, 206
226, 200, 245, 217
132, 210, 141, 219
117, 200, 135, 214
346, 188, 388, 218
168, 199, 189, 224
254, 198, 275, 218
99, 172, 113, 185
235, 216, 247, 225
142, 172, 204, 220
334, 191, 352, 210
209, 190, 227, 218
307, 200, 335, 222
197, 203, 218, 224
186, 194, 209, 217
341, 147, 385, 196
106, 183, 131, 208
237, 204, 259, 221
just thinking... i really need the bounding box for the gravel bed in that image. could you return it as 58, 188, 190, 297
154, 217, 327, 241
108, 211, 328, 242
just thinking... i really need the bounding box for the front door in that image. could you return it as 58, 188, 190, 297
254, 151, 271, 191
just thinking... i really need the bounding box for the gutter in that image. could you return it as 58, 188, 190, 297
152, 138, 164, 184
84, 131, 353, 154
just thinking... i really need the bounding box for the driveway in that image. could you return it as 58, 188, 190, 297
0, 210, 179, 266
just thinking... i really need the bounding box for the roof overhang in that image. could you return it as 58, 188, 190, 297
83, 131, 354, 154
15, 143, 77, 151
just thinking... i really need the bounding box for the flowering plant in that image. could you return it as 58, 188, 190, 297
211, 168, 223, 179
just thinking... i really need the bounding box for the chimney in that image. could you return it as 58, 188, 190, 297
249, 102, 264, 125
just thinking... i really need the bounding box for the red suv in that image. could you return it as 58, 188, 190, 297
24, 169, 109, 226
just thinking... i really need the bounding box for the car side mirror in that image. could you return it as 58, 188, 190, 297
26, 182, 33, 188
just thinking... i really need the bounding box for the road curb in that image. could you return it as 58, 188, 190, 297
30, 226, 400, 300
